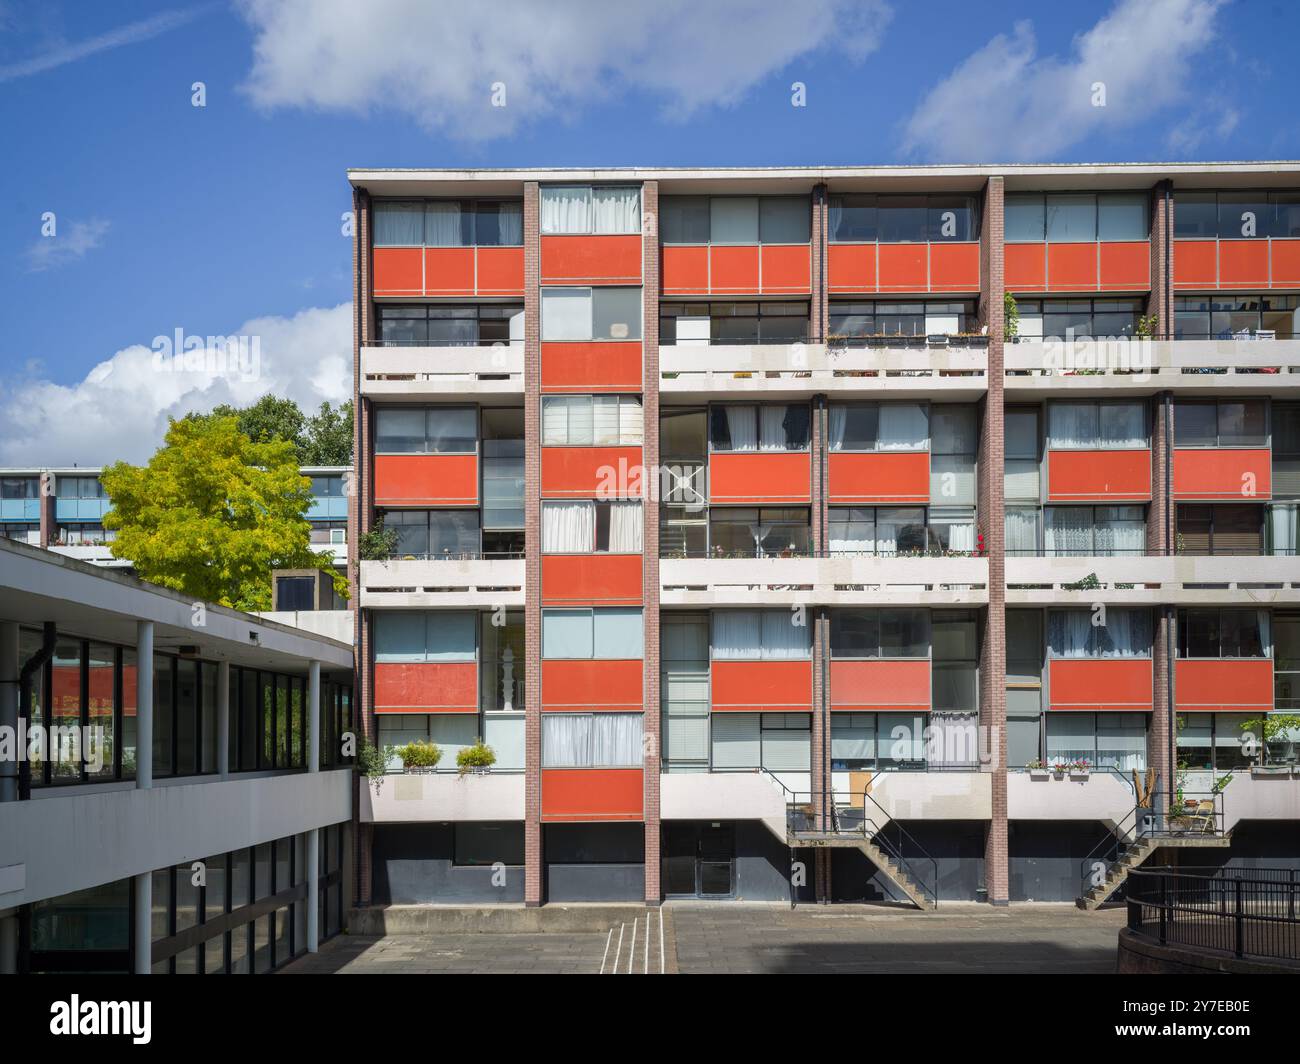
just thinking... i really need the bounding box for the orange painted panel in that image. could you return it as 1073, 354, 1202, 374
374, 661, 478, 713
929, 243, 980, 291
374, 454, 478, 506
540, 234, 642, 285
828, 243, 876, 292
712, 660, 812, 712
1172, 449, 1272, 500
1005, 242, 1047, 291
830, 659, 931, 711
1047, 243, 1098, 291
372, 247, 423, 296
1271, 240, 1300, 286
760, 244, 811, 293
542, 659, 643, 710
540, 342, 642, 392
541, 446, 644, 498
877, 244, 928, 291
1047, 449, 1151, 502
709, 245, 761, 293
476, 246, 525, 294
542, 554, 643, 606
1173, 240, 1218, 289
709, 452, 810, 504
1048, 659, 1152, 712
1218, 240, 1270, 287
423, 247, 475, 295
828, 451, 929, 504
1175, 659, 1273, 714
542, 768, 644, 822
1098, 242, 1151, 290
661, 245, 710, 294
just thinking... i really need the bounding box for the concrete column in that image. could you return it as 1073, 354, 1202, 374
308, 660, 321, 773
0, 912, 17, 974
136, 621, 154, 790
216, 660, 231, 779
1, 621, 19, 803
133, 872, 152, 974
306, 827, 320, 952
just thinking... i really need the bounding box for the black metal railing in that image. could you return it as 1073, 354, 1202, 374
371, 549, 526, 562
659, 547, 984, 560
1126, 867, 1300, 965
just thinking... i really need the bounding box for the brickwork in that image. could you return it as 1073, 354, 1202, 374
641, 181, 662, 903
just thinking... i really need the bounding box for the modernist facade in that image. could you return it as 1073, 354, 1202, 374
347, 163, 1300, 908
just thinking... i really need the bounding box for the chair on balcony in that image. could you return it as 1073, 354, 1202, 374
1187, 799, 1217, 835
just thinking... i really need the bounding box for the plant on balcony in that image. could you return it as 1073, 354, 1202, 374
456, 739, 496, 776
358, 518, 399, 561
1062, 572, 1101, 591
1135, 314, 1159, 339
396, 740, 442, 773
1026, 758, 1050, 778
1069, 758, 1092, 776
1238, 714, 1300, 767
1004, 292, 1019, 341
355, 736, 391, 781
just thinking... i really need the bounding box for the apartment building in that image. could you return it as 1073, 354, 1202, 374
349, 164, 1300, 908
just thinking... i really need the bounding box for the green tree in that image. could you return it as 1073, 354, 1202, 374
303, 400, 354, 465
184, 396, 353, 466
101, 416, 348, 610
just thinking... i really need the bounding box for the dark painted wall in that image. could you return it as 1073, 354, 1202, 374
1009, 821, 1117, 902
372, 823, 525, 904
833, 820, 986, 903
661, 820, 815, 902
544, 823, 645, 902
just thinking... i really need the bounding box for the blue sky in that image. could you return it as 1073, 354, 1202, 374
0, 0, 1294, 464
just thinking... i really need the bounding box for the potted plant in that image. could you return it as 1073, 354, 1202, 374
1026, 758, 1050, 780
1069, 758, 1091, 779
355, 736, 393, 787
358, 518, 399, 561
395, 739, 442, 774
1049, 759, 1068, 778
456, 739, 496, 776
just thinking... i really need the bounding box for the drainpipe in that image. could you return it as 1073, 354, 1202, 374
17, 623, 56, 801
1166, 604, 1176, 796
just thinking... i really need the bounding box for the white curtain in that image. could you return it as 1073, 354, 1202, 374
592, 396, 621, 446
725, 406, 758, 451
1096, 507, 1146, 555
1100, 403, 1146, 448
424, 201, 464, 246
593, 187, 640, 234
619, 397, 643, 445
1270, 504, 1299, 555
943, 518, 977, 552
608, 501, 642, 552
540, 288, 592, 341
762, 611, 810, 659
1049, 608, 1150, 658
373, 202, 423, 245
830, 509, 873, 552
714, 611, 762, 659
540, 186, 590, 234
1047, 403, 1099, 448
497, 202, 523, 245
1005, 508, 1041, 555
759, 406, 789, 451
878, 403, 928, 450
1045, 509, 1091, 555
542, 714, 591, 767
543, 501, 594, 552
828, 406, 848, 451
590, 713, 643, 766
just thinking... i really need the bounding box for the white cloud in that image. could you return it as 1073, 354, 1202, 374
900, 0, 1225, 162
26, 218, 110, 272
236, 0, 892, 138
0, 303, 351, 467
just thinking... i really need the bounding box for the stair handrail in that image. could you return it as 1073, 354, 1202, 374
856, 772, 940, 908
1078, 804, 1140, 900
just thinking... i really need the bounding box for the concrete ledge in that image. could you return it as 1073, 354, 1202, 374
1117, 927, 1300, 974
349, 903, 653, 935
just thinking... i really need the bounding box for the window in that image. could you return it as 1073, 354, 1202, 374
1016, 299, 1142, 340
56, 476, 103, 499
454, 823, 525, 866
831, 608, 929, 658
540, 287, 642, 341
373, 199, 523, 246
1046, 401, 1146, 448
1174, 190, 1300, 240
660, 196, 711, 243
659, 301, 809, 345
828, 506, 928, 555
373, 612, 476, 662
1006, 192, 1147, 242
1048, 714, 1146, 771
380, 509, 480, 558
376, 304, 522, 346
540, 186, 640, 234
542, 608, 643, 659
1178, 609, 1271, 659
931, 404, 978, 507
1044, 506, 1146, 555
708, 403, 810, 452
1176, 504, 1264, 556
662, 614, 710, 768
542, 500, 643, 553
832, 713, 876, 769
712, 609, 811, 660
660, 195, 810, 244
375, 407, 476, 454
709, 507, 810, 557
1047, 608, 1152, 658
1, 476, 38, 499
310, 475, 345, 498
1178, 713, 1253, 771
711, 713, 811, 772
1173, 295, 1300, 340
541, 395, 643, 446
828, 402, 928, 452
541, 713, 643, 767
1173, 399, 1267, 447
1173, 191, 1217, 239
828, 194, 978, 243
827, 300, 977, 338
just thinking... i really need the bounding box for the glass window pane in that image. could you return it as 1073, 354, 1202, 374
1098, 193, 1147, 241
542, 609, 594, 659
593, 288, 642, 341
540, 186, 591, 234
661, 196, 710, 243
541, 288, 592, 341
373, 202, 424, 246
877, 196, 927, 242
1045, 195, 1097, 242
594, 608, 643, 659
759, 197, 810, 243
426, 408, 477, 453
1005, 195, 1045, 241
710, 198, 759, 244
1174, 192, 1218, 238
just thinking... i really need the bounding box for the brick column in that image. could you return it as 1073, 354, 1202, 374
523, 182, 544, 906
1151, 609, 1173, 794
978, 176, 1009, 905
1148, 181, 1173, 334
1150, 393, 1174, 793
38, 471, 54, 548
642, 180, 663, 904
811, 183, 829, 343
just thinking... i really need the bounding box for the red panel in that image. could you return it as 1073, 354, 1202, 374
1175, 659, 1273, 714
542, 554, 642, 606
1218, 240, 1270, 287
1098, 242, 1151, 290
542, 768, 644, 822
830, 660, 931, 711
540, 342, 642, 392
709, 452, 810, 504
372, 247, 423, 296
661, 245, 709, 294
929, 243, 980, 291
374, 662, 478, 713
540, 234, 642, 285
1005, 242, 1047, 291
828, 243, 876, 292
1047, 243, 1098, 291
709, 245, 761, 293
541, 446, 644, 498
877, 244, 928, 291
1272, 240, 1300, 286
374, 454, 478, 506
542, 659, 643, 710
828, 451, 929, 504
476, 246, 525, 295
1047, 449, 1151, 502
712, 659, 812, 712
760, 244, 811, 293
423, 247, 475, 296
1172, 449, 1272, 500
1049, 659, 1152, 712
1173, 240, 1218, 289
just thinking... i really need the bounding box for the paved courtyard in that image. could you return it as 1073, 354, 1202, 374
283, 903, 1124, 974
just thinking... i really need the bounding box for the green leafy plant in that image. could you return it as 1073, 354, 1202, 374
1004, 292, 1019, 340
1062, 572, 1101, 591
396, 740, 443, 770
355, 736, 391, 780
456, 740, 496, 775
1237, 714, 1300, 765
1135, 314, 1159, 339
358, 518, 399, 561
